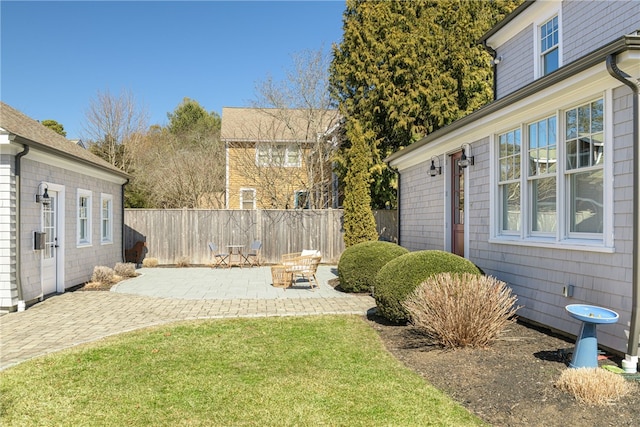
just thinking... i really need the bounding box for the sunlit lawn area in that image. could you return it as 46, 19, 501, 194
1, 316, 485, 426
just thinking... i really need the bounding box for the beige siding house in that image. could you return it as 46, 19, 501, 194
0, 102, 129, 312
386, 0, 640, 370
221, 107, 341, 209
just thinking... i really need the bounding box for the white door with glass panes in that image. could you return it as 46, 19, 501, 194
41, 189, 59, 295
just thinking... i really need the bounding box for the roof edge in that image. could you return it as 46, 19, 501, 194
386, 34, 638, 165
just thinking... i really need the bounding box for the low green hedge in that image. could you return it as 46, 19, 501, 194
373, 250, 481, 323
338, 241, 409, 293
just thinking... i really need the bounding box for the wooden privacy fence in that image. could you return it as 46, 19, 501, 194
124, 209, 398, 265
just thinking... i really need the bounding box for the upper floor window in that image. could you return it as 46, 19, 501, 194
540, 15, 559, 76
77, 189, 92, 246
101, 194, 113, 243
240, 188, 256, 209
256, 143, 301, 167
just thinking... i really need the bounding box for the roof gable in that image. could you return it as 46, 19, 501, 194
0, 102, 128, 178
220, 107, 340, 143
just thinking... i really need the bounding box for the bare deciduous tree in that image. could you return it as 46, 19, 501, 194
82, 88, 149, 172
239, 48, 342, 209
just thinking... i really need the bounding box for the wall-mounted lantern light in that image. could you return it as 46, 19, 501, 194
429, 156, 442, 177
457, 143, 475, 169
36, 183, 50, 206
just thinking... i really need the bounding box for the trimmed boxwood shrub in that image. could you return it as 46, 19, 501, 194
373, 250, 481, 323
338, 241, 409, 293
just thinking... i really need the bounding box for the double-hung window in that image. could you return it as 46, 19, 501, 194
498, 129, 521, 233
565, 99, 604, 234
540, 15, 559, 76
528, 116, 557, 233
240, 188, 256, 209
101, 194, 113, 243
77, 189, 92, 246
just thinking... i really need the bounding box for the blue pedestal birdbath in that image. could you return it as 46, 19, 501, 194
565, 304, 619, 369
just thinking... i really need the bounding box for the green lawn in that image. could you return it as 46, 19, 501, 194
0, 316, 485, 426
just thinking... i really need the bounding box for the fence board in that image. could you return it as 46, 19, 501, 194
124, 209, 397, 265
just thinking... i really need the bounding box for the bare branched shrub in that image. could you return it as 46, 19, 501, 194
556, 368, 635, 405
175, 256, 190, 268
403, 272, 520, 348
142, 257, 159, 268
114, 262, 137, 278
91, 266, 116, 285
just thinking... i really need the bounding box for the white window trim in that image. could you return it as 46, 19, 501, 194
240, 187, 256, 210
533, 6, 562, 79
100, 193, 113, 244
490, 90, 613, 253
77, 189, 92, 247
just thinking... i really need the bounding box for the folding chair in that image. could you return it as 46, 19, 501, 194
208, 242, 229, 268
245, 240, 262, 267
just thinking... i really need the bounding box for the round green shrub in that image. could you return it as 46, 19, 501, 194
373, 250, 481, 323
338, 241, 409, 293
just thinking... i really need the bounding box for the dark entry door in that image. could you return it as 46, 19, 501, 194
451, 152, 464, 257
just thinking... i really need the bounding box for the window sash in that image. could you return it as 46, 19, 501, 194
101, 196, 112, 243
78, 192, 91, 245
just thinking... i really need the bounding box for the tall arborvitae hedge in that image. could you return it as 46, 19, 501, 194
343, 120, 379, 247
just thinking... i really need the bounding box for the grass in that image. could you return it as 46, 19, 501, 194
0, 316, 485, 426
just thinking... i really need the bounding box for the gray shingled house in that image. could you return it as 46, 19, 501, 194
0, 102, 129, 312
385, 0, 639, 370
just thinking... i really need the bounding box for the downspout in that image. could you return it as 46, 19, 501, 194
14, 143, 29, 311
606, 54, 640, 373
121, 179, 129, 262
396, 169, 401, 246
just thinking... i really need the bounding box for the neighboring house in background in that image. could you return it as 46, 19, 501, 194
221, 107, 341, 209
385, 0, 640, 369
0, 102, 129, 312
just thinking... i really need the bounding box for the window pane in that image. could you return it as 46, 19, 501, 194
570, 170, 603, 233
286, 145, 300, 166
532, 177, 556, 232
272, 146, 285, 165
566, 109, 577, 139
543, 48, 558, 75
502, 182, 520, 232
591, 99, 603, 132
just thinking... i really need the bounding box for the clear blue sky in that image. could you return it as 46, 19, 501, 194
1, 0, 345, 139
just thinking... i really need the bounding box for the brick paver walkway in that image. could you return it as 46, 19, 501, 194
0, 266, 375, 371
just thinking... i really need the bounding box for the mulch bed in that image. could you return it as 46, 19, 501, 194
367, 314, 639, 427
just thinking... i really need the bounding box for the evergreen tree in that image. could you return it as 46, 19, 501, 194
343, 119, 378, 247
41, 119, 66, 137
330, 0, 520, 207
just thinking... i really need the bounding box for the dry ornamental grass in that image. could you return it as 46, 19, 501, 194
555, 367, 636, 406
404, 272, 520, 348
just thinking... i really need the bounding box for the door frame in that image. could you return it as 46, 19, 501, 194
445, 151, 469, 258
40, 182, 65, 295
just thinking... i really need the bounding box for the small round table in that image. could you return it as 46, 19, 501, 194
565, 304, 619, 369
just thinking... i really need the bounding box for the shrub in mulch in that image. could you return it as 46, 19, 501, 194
404, 272, 519, 348
338, 241, 408, 293
556, 367, 636, 405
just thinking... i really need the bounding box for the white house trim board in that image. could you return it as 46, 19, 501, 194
389, 62, 620, 171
